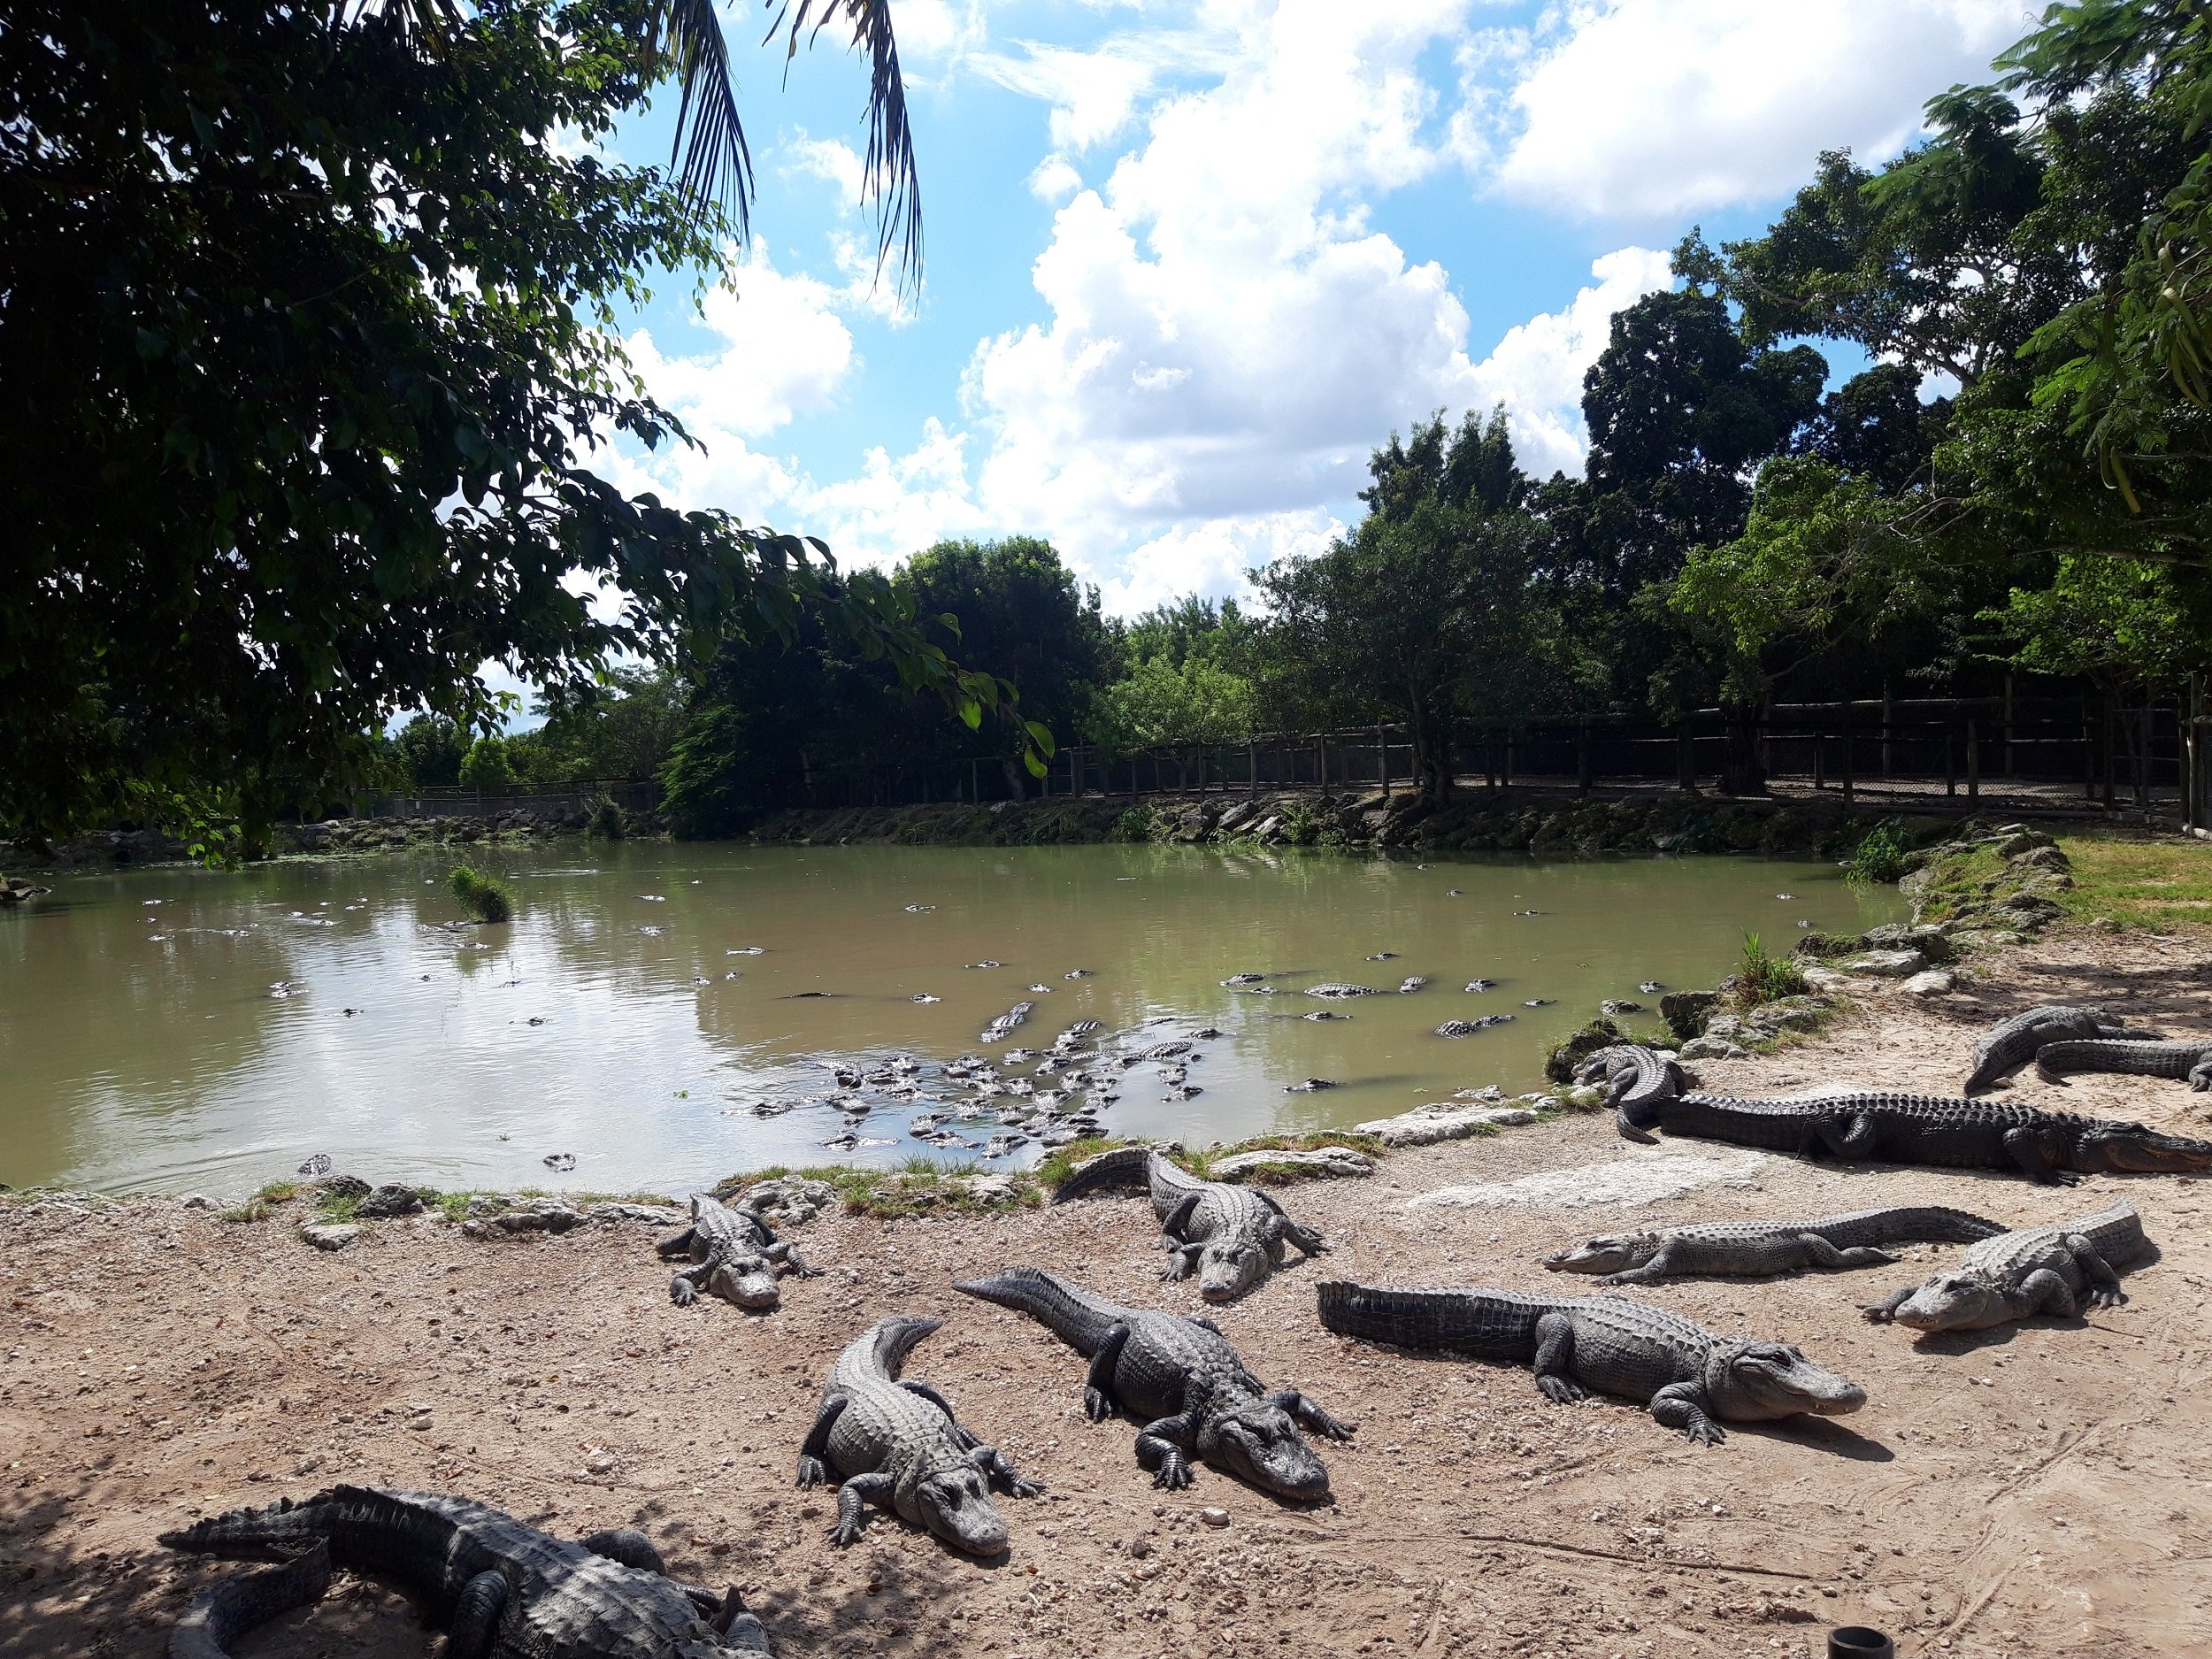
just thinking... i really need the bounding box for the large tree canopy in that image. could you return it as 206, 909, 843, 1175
0, 0, 982, 844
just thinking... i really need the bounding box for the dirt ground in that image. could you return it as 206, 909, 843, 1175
8, 928, 2212, 1659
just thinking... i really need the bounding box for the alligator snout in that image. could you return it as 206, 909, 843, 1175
1727, 1342, 1866, 1418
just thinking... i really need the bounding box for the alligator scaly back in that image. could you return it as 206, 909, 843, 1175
1050, 1144, 1165, 1203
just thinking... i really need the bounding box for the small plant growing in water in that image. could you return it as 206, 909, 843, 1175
1735, 931, 1808, 1006
1844, 816, 1911, 885
449, 864, 513, 924
588, 797, 626, 839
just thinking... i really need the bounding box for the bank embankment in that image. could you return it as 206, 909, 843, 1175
8, 878, 2212, 1657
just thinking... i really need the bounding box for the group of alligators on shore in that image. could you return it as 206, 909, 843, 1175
165, 1001, 2208, 1657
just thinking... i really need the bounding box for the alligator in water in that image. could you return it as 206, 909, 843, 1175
159, 1485, 768, 1658
796, 1317, 1040, 1554
955, 1267, 1349, 1495
1052, 1145, 1327, 1301
1315, 1281, 1864, 1445
1605, 1045, 2212, 1183
1863, 1202, 2150, 1333
1542, 1205, 2005, 1285
659, 1194, 818, 1311
1963, 1004, 2162, 1094
1303, 983, 1379, 998
2034, 1038, 2212, 1090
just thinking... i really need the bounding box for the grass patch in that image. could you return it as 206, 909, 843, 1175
314, 1191, 362, 1224
1734, 932, 1809, 1006
449, 864, 513, 924
218, 1200, 276, 1224
2053, 835, 2212, 932
253, 1180, 300, 1205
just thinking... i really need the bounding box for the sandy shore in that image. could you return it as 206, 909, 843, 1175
7, 927, 2212, 1659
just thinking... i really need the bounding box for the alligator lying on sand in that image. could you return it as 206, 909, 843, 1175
1052, 1145, 1327, 1302
1542, 1205, 2006, 1285
1316, 1281, 1864, 1445
159, 1485, 768, 1658
956, 1267, 1349, 1495
1863, 1202, 2151, 1333
1606, 1044, 2212, 1183
659, 1194, 818, 1311
1963, 1005, 2162, 1094
2035, 1038, 2212, 1090
796, 1317, 1040, 1554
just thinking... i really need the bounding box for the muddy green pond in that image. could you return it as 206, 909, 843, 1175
0, 843, 1901, 1196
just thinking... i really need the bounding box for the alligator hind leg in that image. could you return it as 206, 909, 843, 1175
580, 1526, 665, 1573
1085, 1324, 1133, 1420
1810, 1113, 1879, 1163
1134, 1411, 1202, 1489
1265, 1389, 1355, 1441
2192, 1057, 2212, 1092
1795, 1235, 1899, 1271
1860, 1286, 1915, 1324
899, 1379, 980, 1448
1257, 1192, 1327, 1256
765, 1240, 821, 1278
1529, 1312, 1586, 1404
829, 1471, 894, 1546
1648, 1382, 1725, 1444
795, 1394, 849, 1487
968, 1442, 1045, 1498
447, 1568, 509, 1659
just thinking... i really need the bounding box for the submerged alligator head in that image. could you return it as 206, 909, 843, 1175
1194, 1398, 1331, 1499
1542, 1232, 1662, 1276
1709, 1340, 1866, 1421
2073, 1123, 2212, 1174
906, 1461, 1012, 1555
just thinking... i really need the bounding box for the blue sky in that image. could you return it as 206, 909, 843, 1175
595, 0, 2035, 619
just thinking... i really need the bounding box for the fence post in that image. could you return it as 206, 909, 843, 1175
1881, 683, 1893, 780
2085, 702, 2097, 801
1576, 723, 1592, 795
2140, 703, 2154, 810
1248, 741, 1258, 799
1378, 725, 1390, 797
1945, 726, 1955, 798
2003, 673, 2015, 779
1503, 730, 1514, 788
1317, 733, 1328, 794
1841, 715, 1855, 807
1967, 718, 1979, 800
1677, 719, 1694, 792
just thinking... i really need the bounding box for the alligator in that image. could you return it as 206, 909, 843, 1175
955, 1267, 1349, 1495
1963, 1004, 2162, 1094
1607, 1046, 2212, 1183
1304, 983, 1379, 998
1575, 1044, 1687, 1118
2035, 1038, 2212, 1090
159, 1485, 768, 1658
1437, 1015, 1513, 1037
1052, 1145, 1327, 1302
1542, 1205, 2006, 1285
1863, 1202, 2150, 1333
795, 1317, 1040, 1554
1315, 1281, 1864, 1445
659, 1194, 818, 1311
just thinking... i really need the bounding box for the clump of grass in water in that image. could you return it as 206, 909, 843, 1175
1735, 931, 1808, 1007
1844, 816, 1911, 885
449, 864, 513, 924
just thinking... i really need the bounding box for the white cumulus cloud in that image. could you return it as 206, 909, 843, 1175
1493, 0, 2032, 219
624, 246, 855, 439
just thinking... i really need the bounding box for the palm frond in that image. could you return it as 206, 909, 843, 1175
769, 0, 924, 290
659, 0, 757, 241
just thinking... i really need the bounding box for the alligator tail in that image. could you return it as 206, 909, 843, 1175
2075, 1201, 2152, 1264
1911, 1206, 2009, 1243
2036, 1040, 2203, 1084
1315, 1281, 1538, 1363
953, 1267, 1127, 1355
170, 1540, 333, 1659
1050, 1144, 1156, 1202
158, 1493, 339, 1559
861, 1315, 944, 1379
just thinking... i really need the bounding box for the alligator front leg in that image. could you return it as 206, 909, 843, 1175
656, 1224, 700, 1260
1257, 1193, 1328, 1256
968, 1442, 1045, 1498
829, 1471, 895, 1546
1595, 1255, 1674, 1286
1084, 1325, 1134, 1421
2014, 1266, 2081, 1318
1159, 1193, 1203, 1240
446, 1568, 510, 1659
1529, 1312, 1586, 1405
1159, 1242, 1203, 1282
2001, 1126, 2079, 1185
765, 1240, 822, 1279
1265, 1389, 1355, 1441
1647, 1382, 1725, 1444
1134, 1410, 1202, 1489
1860, 1285, 1915, 1324
2066, 1236, 2126, 1309
898, 1379, 981, 1449
669, 1260, 712, 1307
795, 1394, 849, 1487
1795, 1235, 1900, 1271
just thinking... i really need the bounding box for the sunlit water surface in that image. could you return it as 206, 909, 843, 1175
0, 843, 1901, 1196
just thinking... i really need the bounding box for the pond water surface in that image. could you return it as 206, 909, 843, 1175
0, 843, 1901, 1196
